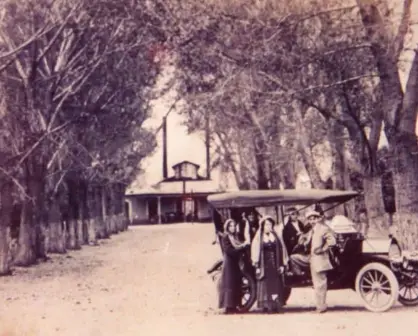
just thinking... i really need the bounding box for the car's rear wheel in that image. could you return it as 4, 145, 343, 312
355, 262, 399, 312
398, 272, 418, 306
237, 271, 257, 313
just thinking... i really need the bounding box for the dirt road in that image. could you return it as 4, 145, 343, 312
0, 224, 417, 336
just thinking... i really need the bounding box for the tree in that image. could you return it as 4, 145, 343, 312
154, 0, 418, 248
0, 0, 163, 271
355, 0, 418, 248
153, 0, 365, 191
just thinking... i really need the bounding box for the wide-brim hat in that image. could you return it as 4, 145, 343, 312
286, 206, 298, 214
305, 210, 321, 219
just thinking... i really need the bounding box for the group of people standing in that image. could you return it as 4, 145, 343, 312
217, 207, 337, 315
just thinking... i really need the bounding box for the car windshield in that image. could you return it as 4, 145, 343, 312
319, 212, 390, 239
365, 226, 390, 239
326, 215, 357, 233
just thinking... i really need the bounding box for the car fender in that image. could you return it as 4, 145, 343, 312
340, 254, 392, 290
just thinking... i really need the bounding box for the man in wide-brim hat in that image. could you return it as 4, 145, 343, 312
283, 206, 306, 255
288, 210, 315, 276
305, 209, 337, 314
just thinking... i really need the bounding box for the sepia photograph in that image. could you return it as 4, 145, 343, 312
1, 0, 418, 335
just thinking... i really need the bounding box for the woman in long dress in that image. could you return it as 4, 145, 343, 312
251, 216, 289, 313
218, 219, 249, 314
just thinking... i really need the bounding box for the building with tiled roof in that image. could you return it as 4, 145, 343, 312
125, 117, 237, 224
125, 160, 230, 224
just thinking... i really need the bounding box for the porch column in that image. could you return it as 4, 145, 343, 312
157, 196, 162, 224
182, 180, 186, 222
145, 198, 149, 221
125, 200, 132, 223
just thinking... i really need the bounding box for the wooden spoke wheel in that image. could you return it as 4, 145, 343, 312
355, 262, 399, 313
398, 272, 418, 306
237, 272, 257, 313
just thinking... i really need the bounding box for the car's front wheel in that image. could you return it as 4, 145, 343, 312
355, 262, 399, 312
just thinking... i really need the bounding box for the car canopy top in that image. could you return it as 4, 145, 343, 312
207, 189, 360, 209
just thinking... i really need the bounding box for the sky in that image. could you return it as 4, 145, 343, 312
131, 67, 215, 189
131, 2, 418, 190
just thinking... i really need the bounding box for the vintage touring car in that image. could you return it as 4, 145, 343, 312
206, 189, 418, 313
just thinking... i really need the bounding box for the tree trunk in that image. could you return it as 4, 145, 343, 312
86, 184, 98, 246
14, 202, 37, 266
328, 121, 353, 216
108, 186, 118, 234
34, 220, 48, 261
15, 161, 48, 265
47, 196, 66, 254
77, 219, 84, 246
29, 161, 48, 260
268, 161, 281, 189
48, 221, 67, 254
277, 162, 296, 189
253, 133, 269, 189
34, 190, 48, 261
216, 131, 243, 190
78, 179, 89, 245
112, 187, 120, 232
94, 186, 109, 239
391, 135, 418, 250
117, 184, 128, 231
0, 181, 13, 275
116, 213, 124, 232
113, 214, 119, 233
362, 175, 389, 234
293, 102, 326, 189
0, 186, 12, 274
297, 137, 326, 189
66, 219, 80, 250
87, 219, 98, 245
101, 186, 113, 235
330, 129, 346, 189
75, 179, 86, 244
343, 170, 356, 219
0, 225, 11, 275
66, 178, 81, 250
122, 214, 128, 231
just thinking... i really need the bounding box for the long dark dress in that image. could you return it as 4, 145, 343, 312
257, 238, 284, 310
218, 234, 244, 310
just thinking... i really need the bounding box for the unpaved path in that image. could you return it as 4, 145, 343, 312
0, 224, 417, 336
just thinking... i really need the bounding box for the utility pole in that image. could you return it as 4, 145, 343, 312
205, 111, 211, 180
162, 116, 168, 180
